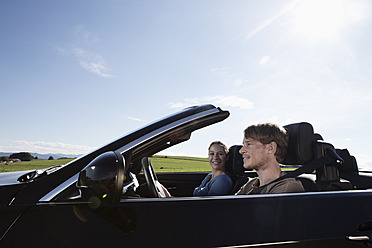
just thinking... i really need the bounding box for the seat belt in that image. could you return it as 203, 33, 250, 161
257, 148, 343, 193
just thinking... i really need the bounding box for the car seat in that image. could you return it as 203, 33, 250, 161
282, 122, 352, 191
225, 145, 247, 194
337, 148, 372, 189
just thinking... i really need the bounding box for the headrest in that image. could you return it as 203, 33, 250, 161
282, 122, 317, 165
336, 149, 358, 174
225, 145, 244, 177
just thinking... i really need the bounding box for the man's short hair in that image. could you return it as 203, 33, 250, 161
243, 123, 289, 163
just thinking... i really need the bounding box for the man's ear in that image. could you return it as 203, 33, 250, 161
267, 141, 277, 154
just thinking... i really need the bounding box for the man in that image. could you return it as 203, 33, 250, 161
236, 123, 304, 195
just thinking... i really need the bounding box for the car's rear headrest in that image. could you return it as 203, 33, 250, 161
337, 148, 358, 174
282, 122, 317, 165
226, 145, 244, 177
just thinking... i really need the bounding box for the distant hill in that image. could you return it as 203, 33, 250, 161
0, 152, 82, 160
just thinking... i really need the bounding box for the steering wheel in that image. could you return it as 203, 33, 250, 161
141, 157, 160, 198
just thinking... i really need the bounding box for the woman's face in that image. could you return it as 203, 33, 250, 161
208, 144, 227, 172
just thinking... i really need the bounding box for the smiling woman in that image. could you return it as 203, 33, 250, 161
290, 0, 367, 42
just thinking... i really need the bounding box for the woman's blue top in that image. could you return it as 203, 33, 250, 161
193, 173, 233, 196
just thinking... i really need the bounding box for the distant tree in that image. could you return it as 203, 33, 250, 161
48, 156, 54, 160
10, 152, 33, 161
0, 156, 9, 162
34, 156, 38, 159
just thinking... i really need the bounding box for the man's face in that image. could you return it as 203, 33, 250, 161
239, 137, 269, 170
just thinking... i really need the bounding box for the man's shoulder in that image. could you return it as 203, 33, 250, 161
235, 177, 259, 195
267, 177, 305, 193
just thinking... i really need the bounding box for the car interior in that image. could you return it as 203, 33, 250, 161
129, 122, 372, 198
53, 121, 372, 202
225, 122, 358, 194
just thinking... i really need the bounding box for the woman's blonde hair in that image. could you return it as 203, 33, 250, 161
208, 141, 228, 155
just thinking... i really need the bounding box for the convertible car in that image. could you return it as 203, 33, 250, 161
1, 104, 372, 247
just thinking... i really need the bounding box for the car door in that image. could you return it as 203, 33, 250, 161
100, 190, 372, 247
2, 189, 371, 247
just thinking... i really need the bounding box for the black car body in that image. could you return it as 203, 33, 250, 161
1, 104, 372, 247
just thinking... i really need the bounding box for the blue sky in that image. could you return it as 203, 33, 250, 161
1, 0, 372, 169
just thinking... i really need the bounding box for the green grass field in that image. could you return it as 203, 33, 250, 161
0, 158, 76, 173
150, 156, 210, 172
0, 155, 211, 173
0, 155, 296, 174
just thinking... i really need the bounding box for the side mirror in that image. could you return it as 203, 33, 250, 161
77, 151, 125, 207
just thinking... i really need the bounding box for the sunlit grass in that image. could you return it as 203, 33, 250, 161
0, 156, 296, 173
151, 155, 210, 172
0, 156, 210, 173
0, 158, 75, 173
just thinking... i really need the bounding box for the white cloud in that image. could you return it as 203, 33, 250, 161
0, 140, 96, 155
55, 25, 114, 78
168, 96, 254, 110
128, 117, 145, 122
234, 78, 248, 86
168, 102, 188, 109
207, 96, 254, 109
245, 0, 297, 40
55, 45, 67, 55
210, 67, 230, 75
259, 56, 270, 65
74, 25, 101, 45
73, 48, 114, 78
